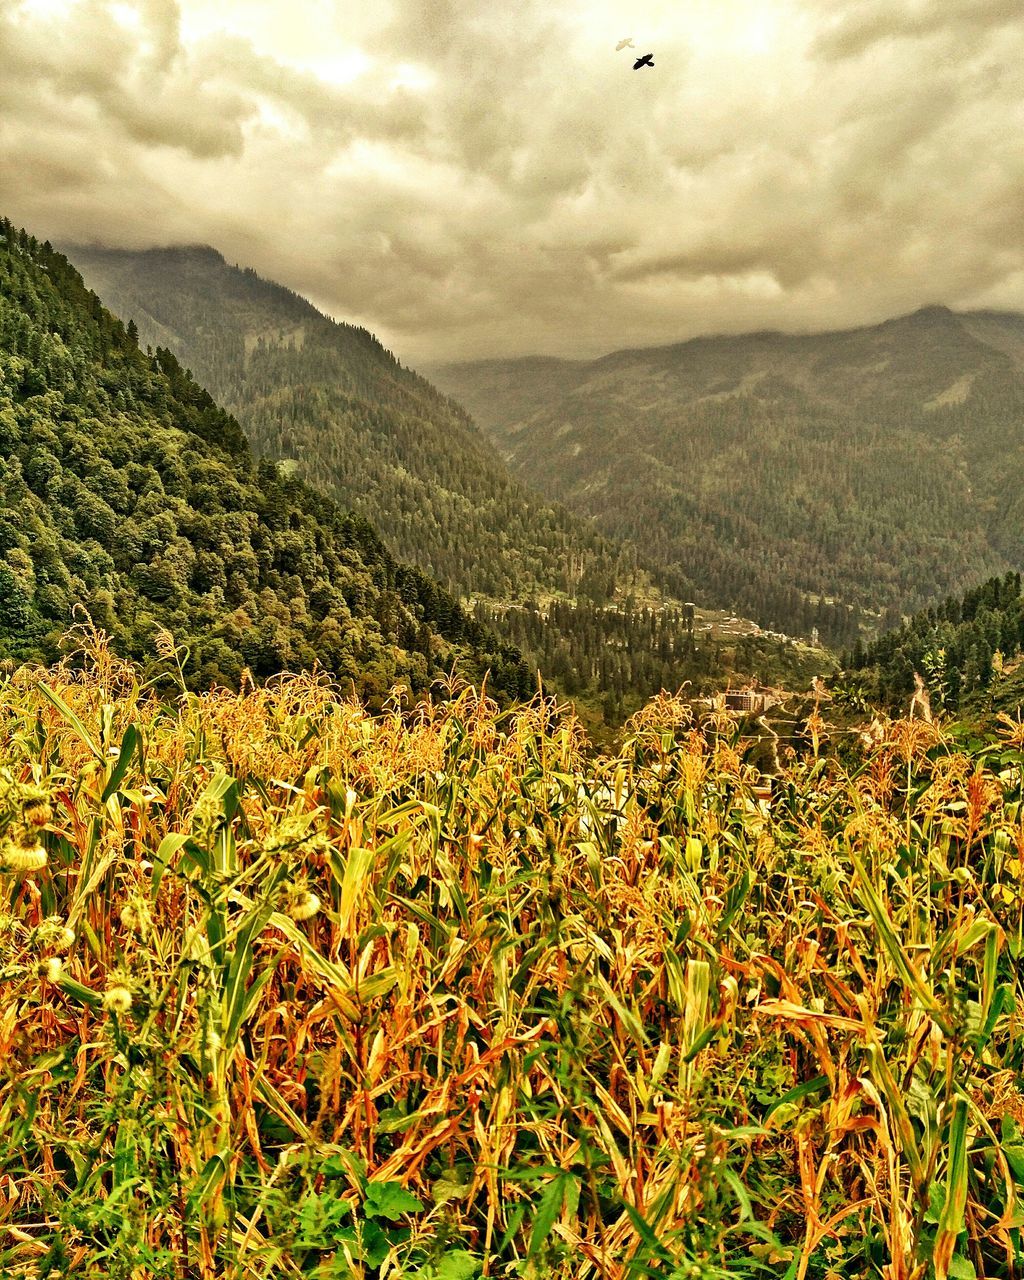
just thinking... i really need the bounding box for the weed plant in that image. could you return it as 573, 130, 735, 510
2, 635, 1024, 1278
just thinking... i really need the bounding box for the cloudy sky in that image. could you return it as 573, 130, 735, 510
1, 0, 1021, 361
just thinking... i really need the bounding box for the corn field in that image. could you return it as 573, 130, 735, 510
2, 639, 1024, 1279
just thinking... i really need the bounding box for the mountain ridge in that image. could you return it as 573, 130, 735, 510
65, 240, 832, 724
426, 305, 1024, 642
0, 217, 532, 702
65, 241, 638, 605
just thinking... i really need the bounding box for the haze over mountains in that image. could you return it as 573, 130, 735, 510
66, 243, 637, 606
429, 306, 1024, 643
67, 240, 826, 724
68, 239, 1024, 661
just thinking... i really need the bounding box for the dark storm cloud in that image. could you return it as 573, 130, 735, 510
0, 0, 1020, 361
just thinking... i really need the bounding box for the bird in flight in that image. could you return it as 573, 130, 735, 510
633, 52, 654, 69
615, 37, 635, 51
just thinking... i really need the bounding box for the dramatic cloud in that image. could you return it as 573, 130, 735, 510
1, 0, 1021, 360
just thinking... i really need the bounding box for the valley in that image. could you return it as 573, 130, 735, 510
67, 243, 829, 726
429, 307, 1024, 645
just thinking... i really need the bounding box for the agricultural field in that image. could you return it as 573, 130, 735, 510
2, 636, 1024, 1279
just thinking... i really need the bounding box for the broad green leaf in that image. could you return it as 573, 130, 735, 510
434, 1252, 482, 1280
152, 832, 191, 878
363, 1179, 424, 1220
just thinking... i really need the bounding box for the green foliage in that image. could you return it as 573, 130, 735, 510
0, 218, 531, 702
848, 569, 1024, 712
474, 597, 831, 728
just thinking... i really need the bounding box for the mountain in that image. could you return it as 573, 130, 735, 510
0, 218, 532, 703
66, 242, 832, 724
65, 243, 635, 605
428, 307, 1024, 643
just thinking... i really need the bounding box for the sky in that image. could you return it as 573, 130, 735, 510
0, 0, 1021, 362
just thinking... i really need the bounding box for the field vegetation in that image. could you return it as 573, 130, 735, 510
3, 632, 1024, 1279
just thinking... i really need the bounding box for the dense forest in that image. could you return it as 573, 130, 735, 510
66, 244, 638, 605
431, 307, 1024, 644
0, 219, 532, 702
66, 244, 833, 712
844, 569, 1024, 714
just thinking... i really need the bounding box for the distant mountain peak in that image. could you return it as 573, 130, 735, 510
905, 303, 956, 323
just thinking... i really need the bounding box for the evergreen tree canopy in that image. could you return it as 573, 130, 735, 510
0, 218, 532, 703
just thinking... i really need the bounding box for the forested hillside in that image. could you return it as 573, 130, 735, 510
0, 219, 532, 702
845, 570, 1024, 715
430, 307, 1024, 643
66, 244, 635, 604
66, 243, 831, 720
474, 597, 829, 724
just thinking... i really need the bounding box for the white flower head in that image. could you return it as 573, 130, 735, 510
121, 899, 152, 937
287, 891, 321, 922
102, 984, 133, 1015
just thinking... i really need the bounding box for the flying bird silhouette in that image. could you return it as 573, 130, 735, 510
633, 52, 654, 69
615, 37, 635, 51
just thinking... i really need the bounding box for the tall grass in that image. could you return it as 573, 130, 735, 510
1, 639, 1024, 1278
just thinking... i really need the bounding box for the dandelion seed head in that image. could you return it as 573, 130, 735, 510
102, 984, 133, 1014
38, 956, 63, 982
34, 918, 75, 951
287, 891, 321, 922
121, 899, 151, 936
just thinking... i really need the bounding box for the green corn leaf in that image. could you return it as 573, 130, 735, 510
151, 832, 191, 893
269, 911, 359, 1019
101, 724, 140, 803
56, 976, 102, 1009
866, 1042, 926, 1190
851, 851, 951, 1033
222, 901, 277, 1046
934, 1097, 970, 1280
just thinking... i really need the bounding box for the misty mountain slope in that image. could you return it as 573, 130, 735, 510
65, 243, 834, 723
0, 218, 532, 701
66, 244, 638, 605
428, 307, 1024, 638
